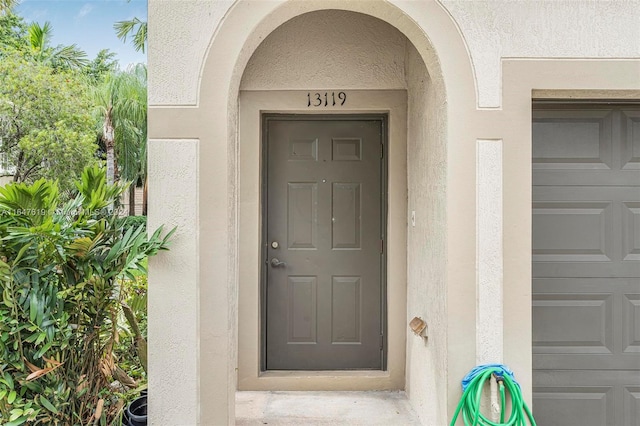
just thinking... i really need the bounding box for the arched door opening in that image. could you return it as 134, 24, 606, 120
235, 7, 446, 421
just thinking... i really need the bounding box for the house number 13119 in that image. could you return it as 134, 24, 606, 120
307, 91, 346, 107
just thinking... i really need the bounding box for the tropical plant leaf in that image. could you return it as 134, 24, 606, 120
50, 43, 89, 69
28, 21, 51, 53
114, 18, 146, 53
4, 416, 28, 426
38, 395, 58, 414
0, 167, 173, 424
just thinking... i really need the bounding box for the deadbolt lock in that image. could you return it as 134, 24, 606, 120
271, 241, 279, 249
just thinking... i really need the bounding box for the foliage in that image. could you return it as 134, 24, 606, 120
112, 65, 147, 186
92, 64, 147, 187
1, 14, 110, 77
0, 12, 25, 53
85, 49, 120, 84
0, 0, 19, 17
1, 14, 148, 210
114, 17, 146, 54
114, 0, 147, 54
118, 274, 148, 375
0, 14, 88, 71
0, 166, 173, 425
118, 215, 146, 234
26, 21, 88, 70
0, 52, 99, 194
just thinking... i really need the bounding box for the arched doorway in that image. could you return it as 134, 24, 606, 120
149, 1, 478, 424
229, 6, 453, 423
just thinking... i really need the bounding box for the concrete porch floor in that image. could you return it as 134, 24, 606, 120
235, 391, 422, 425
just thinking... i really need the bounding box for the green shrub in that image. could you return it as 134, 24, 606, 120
117, 215, 147, 234
0, 165, 173, 425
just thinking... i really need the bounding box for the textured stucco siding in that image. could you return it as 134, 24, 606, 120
148, 0, 234, 105
405, 41, 448, 426
476, 140, 504, 365
146, 1, 640, 424
441, 0, 640, 107
240, 9, 407, 90
147, 139, 199, 424
150, 0, 640, 107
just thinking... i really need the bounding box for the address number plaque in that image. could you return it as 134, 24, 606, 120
307, 91, 346, 107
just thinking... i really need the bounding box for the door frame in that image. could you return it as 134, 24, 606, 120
237, 90, 407, 391
260, 113, 389, 371
498, 61, 640, 405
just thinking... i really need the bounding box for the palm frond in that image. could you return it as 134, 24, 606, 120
114, 18, 147, 53
132, 21, 147, 54
26, 22, 88, 70
51, 43, 89, 69
0, 0, 20, 16
28, 21, 51, 52
91, 66, 147, 184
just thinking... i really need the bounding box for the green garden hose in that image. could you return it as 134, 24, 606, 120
450, 364, 536, 426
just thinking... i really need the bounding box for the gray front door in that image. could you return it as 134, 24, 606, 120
264, 115, 385, 370
532, 103, 640, 425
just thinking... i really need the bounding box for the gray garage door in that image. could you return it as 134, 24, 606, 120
532, 103, 640, 425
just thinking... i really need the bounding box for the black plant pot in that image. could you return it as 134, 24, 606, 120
125, 395, 147, 426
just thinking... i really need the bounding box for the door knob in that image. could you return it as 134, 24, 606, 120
270, 258, 286, 267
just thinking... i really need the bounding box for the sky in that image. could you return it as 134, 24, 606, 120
16, 0, 147, 68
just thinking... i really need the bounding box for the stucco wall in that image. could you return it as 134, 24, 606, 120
150, 0, 640, 107
147, 1, 640, 424
147, 139, 199, 424
404, 41, 448, 426
240, 10, 407, 90
148, 0, 234, 105
441, 0, 640, 107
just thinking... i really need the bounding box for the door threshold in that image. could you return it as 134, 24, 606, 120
260, 370, 389, 378
239, 370, 401, 391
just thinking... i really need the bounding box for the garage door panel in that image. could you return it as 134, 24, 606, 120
534, 371, 640, 426
623, 202, 640, 261
533, 104, 640, 425
535, 262, 640, 279
533, 109, 612, 170
534, 277, 640, 293
533, 185, 638, 202
621, 109, 640, 170
533, 186, 640, 278
533, 170, 640, 186
533, 354, 640, 371
533, 293, 613, 354
623, 293, 640, 353
534, 278, 639, 367
624, 386, 640, 426
532, 385, 614, 426
533, 370, 640, 426
532, 201, 613, 262
533, 108, 640, 185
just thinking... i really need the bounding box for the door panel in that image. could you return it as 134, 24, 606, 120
265, 116, 384, 370
533, 105, 640, 426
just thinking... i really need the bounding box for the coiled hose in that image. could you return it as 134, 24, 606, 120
450, 364, 536, 426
